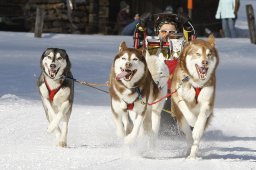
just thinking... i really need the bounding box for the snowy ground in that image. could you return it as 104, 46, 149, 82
0, 31, 255, 170
0, 1, 256, 168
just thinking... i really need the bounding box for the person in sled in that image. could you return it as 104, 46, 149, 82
134, 12, 196, 135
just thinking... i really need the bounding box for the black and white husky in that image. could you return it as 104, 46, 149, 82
37, 48, 74, 147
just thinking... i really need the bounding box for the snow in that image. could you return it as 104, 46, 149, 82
0, 1, 256, 169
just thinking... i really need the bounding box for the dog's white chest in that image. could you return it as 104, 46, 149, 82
121, 89, 139, 104
179, 84, 197, 103
40, 82, 70, 106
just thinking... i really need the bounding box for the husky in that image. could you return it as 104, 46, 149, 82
109, 42, 168, 146
171, 35, 219, 158
37, 48, 74, 147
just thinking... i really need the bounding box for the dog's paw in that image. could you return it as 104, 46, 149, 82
124, 135, 134, 144
186, 113, 197, 127
59, 141, 67, 148
186, 155, 197, 160
116, 129, 125, 138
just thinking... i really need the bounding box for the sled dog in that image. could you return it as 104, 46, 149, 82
109, 42, 168, 145
171, 35, 219, 158
37, 48, 74, 147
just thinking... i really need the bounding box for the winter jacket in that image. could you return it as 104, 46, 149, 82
121, 19, 140, 35
215, 0, 236, 19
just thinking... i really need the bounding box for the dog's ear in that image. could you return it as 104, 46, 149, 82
40, 48, 50, 69
179, 41, 190, 58
119, 41, 127, 52
41, 48, 48, 60
145, 49, 150, 57
139, 47, 146, 57
208, 34, 215, 47
179, 41, 191, 71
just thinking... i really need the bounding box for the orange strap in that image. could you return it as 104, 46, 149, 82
188, 0, 193, 9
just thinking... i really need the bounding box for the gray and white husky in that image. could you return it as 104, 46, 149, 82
37, 48, 74, 147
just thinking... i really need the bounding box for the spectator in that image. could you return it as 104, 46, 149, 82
163, 5, 174, 14
114, 1, 132, 34
215, 0, 240, 38
122, 13, 153, 36
121, 13, 141, 35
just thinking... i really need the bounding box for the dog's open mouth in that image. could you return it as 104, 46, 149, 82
48, 68, 60, 79
195, 64, 208, 80
116, 68, 137, 81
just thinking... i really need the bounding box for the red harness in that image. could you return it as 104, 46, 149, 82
194, 87, 202, 103
165, 59, 202, 104
44, 78, 63, 102
127, 103, 134, 110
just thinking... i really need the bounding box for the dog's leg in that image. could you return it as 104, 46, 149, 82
113, 113, 126, 138
122, 112, 133, 135
143, 110, 152, 134
143, 109, 157, 149
42, 97, 56, 121
151, 107, 161, 135
42, 98, 61, 137
124, 114, 144, 144
58, 110, 71, 147
112, 100, 126, 138
188, 102, 212, 159
47, 101, 71, 133
59, 120, 69, 147
179, 117, 193, 157
176, 100, 197, 127
172, 90, 197, 127
151, 85, 167, 135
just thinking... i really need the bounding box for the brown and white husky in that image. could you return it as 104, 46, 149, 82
109, 42, 168, 146
171, 35, 219, 158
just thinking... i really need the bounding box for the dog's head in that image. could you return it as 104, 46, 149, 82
40, 48, 71, 80
180, 35, 219, 82
113, 42, 146, 86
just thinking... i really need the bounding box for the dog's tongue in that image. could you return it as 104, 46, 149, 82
116, 71, 129, 80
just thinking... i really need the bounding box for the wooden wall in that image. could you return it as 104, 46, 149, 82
0, 0, 220, 36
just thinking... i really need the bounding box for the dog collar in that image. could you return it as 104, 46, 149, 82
123, 87, 145, 110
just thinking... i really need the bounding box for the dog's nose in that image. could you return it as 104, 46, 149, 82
50, 64, 56, 69
125, 62, 132, 68
202, 60, 208, 67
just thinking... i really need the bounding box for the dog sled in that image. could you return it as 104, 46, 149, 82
133, 13, 196, 85
133, 13, 197, 135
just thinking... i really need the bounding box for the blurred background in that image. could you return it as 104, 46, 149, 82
0, 0, 252, 37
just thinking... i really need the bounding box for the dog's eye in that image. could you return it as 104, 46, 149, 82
121, 57, 126, 60
196, 53, 201, 57
57, 57, 63, 60
47, 56, 52, 59
207, 53, 212, 58
133, 58, 138, 61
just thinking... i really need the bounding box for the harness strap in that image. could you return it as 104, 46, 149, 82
127, 103, 134, 110
135, 87, 143, 101
44, 78, 63, 102
194, 87, 202, 103
125, 87, 144, 110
